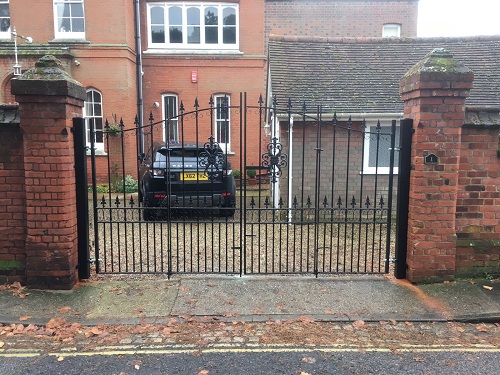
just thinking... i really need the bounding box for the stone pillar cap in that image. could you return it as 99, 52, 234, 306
403, 48, 473, 78
11, 55, 85, 100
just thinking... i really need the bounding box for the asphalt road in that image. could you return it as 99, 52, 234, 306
2, 347, 499, 375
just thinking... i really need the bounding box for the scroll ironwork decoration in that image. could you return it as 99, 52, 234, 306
199, 135, 225, 182
262, 137, 288, 183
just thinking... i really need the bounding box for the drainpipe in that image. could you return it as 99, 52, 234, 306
287, 115, 293, 224
134, 0, 144, 155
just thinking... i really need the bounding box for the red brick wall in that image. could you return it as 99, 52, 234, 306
265, 0, 418, 38
456, 120, 500, 277
0, 118, 26, 283
400, 49, 475, 283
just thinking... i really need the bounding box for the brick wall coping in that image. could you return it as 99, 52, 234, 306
464, 107, 500, 128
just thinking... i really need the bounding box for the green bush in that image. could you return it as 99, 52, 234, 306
111, 175, 138, 193
233, 169, 241, 178
246, 169, 256, 179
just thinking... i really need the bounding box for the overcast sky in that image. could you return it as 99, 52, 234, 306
418, 0, 500, 37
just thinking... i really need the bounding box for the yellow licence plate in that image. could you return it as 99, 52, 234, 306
181, 172, 208, 181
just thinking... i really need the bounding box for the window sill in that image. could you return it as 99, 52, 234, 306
49, 39, 90, 45
144, 49, 243, 56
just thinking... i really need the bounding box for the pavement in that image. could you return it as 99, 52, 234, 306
0, 274, 499, 326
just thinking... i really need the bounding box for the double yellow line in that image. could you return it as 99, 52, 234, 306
1, 343, 499, 358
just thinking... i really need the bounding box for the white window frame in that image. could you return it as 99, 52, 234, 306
147, 2, 239, 51
0, 0, 10, 39
362, 120, 400, 175
84, 89, 104, 151
382, 23, 401, 37
214, 94, 231, 153
53, 0, 85, 40
163, 94, 179, 142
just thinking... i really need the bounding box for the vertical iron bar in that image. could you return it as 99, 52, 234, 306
241, 92, 245, 276
371, 121, 381, 272
300, 105, 306, 272
119, 119, 129, 271
358, 119, 366, 272
385, 120, 397, 273
329, 113, 337, 272
394, 118, 413, 278
73, 117, 90, 279
89, 116, 100, 273
343, 117, 352, 272
313, 106, 322, 276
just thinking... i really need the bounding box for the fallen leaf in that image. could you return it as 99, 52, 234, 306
469, 280, 476, 285
57, 356, 64, 362
455, 326, 465, 333
19, 316, 31, 321
300, 372, 312, 375
476, 324, 489, 333
379, 321, 389, 325
134, 365, 140, 370
302, 357, 316, 364
414, 357, 425, 362
324, 310, 336, 315
84, 327, 103, 337
46, 318, 67, 329
58, 307, 72, 313
298, 316, 315, 323
0, 342, 4, 348
198, 370, 209, 375
352, 320, 366, 328
483, 285, 493, 291
405, 321, 413, 326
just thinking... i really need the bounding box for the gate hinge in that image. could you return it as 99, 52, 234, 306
88, 258, 101, 264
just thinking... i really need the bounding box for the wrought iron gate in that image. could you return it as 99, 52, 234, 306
86, 93, 400, 276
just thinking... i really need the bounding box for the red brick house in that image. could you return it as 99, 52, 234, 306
0, 0, 418, 180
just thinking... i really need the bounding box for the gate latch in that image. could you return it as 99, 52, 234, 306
385, 258, 396, 263
88, 258, 101, 264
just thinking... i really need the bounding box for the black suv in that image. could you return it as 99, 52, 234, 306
139, 142, 236, 220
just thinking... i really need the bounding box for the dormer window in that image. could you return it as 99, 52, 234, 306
382, 23, 401, 37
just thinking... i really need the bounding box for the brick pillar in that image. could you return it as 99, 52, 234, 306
400, 48, 474, 283
11, 55, 86, 290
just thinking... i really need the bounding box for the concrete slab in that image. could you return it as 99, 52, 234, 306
170, 275, 444, 322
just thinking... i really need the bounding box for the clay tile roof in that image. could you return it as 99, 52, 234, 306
268, 35, 500, 114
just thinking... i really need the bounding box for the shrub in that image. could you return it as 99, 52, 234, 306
111, 175, 138, 193
233, 169, 241, 178
246, 169, 256, 179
